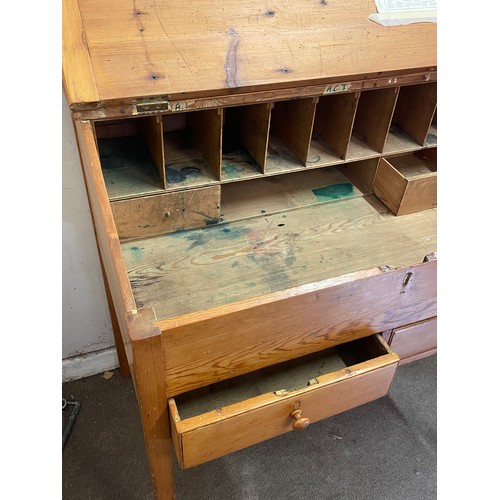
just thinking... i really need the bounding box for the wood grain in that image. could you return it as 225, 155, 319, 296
66, 0, 436, 104
392, 83, 437, 146
398, 174, 437, 215
352, 87, 399, 153
62, 0, 99, 104
373, 158, 407, 214
127, 309, 175, 500
388, 316, 437, 361
398, 348, 436, 365
74, 121, 136, 347
140, 115, 166, 189
169, 342, 398, 468
374, 153, 437, 216
188, 108, 223, 180
71, 71, 437, 121
339, 158, 379, 194
98, 251, 131, 377
157, 261, 436, 396
122, 196, 436, 321
313, 92, 359, 159
111, 185, 221, 240
238, 103, 272, 169
76, 121, 174, 497
269, 98, 317, 165
220, 166, 363, 222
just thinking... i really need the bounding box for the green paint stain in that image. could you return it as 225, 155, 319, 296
126, 246, 143, 262
222, 162, 244, 177
312, 182, 354, 201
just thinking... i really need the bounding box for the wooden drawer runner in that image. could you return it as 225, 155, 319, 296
385, 316, 437, 364
168, 335, 399, 469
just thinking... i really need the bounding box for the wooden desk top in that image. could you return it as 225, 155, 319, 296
63, 0, 436, 106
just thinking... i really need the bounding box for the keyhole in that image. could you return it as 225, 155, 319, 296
402, 272, 413, 287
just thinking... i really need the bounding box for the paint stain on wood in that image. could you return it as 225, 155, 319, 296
127, 246, 143, 262
312, 183, 354, 201
171, 224, 251, 250
222, 162, 246, 177
166, 166, 201, 183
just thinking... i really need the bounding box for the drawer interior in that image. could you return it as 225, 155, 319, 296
374, 148, 437, 216
386, 149, 437, 178
169, 334, 399, 468
173, 334, 394, 420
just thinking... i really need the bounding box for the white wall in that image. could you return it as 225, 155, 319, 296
62, 89, 118, 380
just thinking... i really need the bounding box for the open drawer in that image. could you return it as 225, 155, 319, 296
168, 334, 399, 469
374, 148, 437, 216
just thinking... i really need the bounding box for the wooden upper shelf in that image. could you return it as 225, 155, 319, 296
62, 0, 437, 106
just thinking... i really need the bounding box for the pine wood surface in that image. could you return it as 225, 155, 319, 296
158, 261, 435, 396
64, 0, 436, 104
122, 196, 436, 320
172, 335, 390, 419
169, 351, 398, 468
392, 83, 437, 146
111, 185, 221, 240
374, 153, 437, 215
75, 121, 137, 328
127, 309, 175, 500
389, 316, 437, 361
313, 92, 359, 159
220, 166, 365, 222
76, 121, 175, 498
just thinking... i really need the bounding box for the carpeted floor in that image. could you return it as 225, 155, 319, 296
62, 355, 436, 500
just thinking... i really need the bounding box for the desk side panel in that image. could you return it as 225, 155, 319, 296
74, 120, 137, 363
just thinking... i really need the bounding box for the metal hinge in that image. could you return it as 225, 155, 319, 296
135, 96, 171, 113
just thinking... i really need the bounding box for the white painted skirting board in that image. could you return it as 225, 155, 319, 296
62, 347, 119, 382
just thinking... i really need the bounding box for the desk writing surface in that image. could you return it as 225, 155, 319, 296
63, 0, 436, 105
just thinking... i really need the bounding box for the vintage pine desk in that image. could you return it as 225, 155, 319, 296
63, 0, 437, 497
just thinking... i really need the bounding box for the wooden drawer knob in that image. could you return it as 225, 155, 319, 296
290, 409, 310, 430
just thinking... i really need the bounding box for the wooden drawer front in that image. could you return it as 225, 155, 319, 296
374, 149, 436, 215
110, 185, 220, 240
160, 260, 436, 396
169, 335, 398, 469
388, 317, 437, 363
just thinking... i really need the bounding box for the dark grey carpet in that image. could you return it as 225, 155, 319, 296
62, 355, 436, 500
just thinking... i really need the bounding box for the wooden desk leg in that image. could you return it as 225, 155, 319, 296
130, 311, 175, 500
98, 252, 131, 378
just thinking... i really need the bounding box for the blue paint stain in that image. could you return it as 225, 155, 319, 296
169, 224, 250, 249
166, 166, 201, 183
127, 246, 143, 262
312, 183, 354, 201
